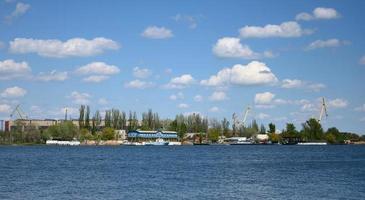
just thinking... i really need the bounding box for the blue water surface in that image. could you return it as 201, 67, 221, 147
1, 145, 365, 200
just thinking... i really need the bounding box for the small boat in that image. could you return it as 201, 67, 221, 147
230, 141, 253, 145
297, 142, 327, 145
193, 143, 210, 145
168, 141, 182, 146
123, 141, 143, 146
144, 138, 169, 146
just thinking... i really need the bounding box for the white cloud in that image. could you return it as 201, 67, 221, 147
36, 70, 68, 81
76, 62, 120, 75
359, 55, 365, 65
133, 67, 151, 79
0, 59, 31, 80
141, 26, 173, 39
82, 75, 109, 83
355, 104, 365, 112
0, 104, 11, 113
201, 61, 278, 87
178, 103, 189, 109
306, 39, 348, 50
5, 2, 30, 23
165, 74, 194, 89
212, 37, 259, 59
307, 83, 326, 92
257, 113, 270, 120
124, 79, 153, 89
169, 92, 184, 100
281, 79, 326, 92
209, 106, 219, 112
98, 98, 108, 105
281, 79, 304, 88
69, 91, 90, 105
10, 37, 119, 58
255, 92, 275, 105
239, 21, 312, 38
209, 91, 228, 101
296, 7, 340, 21
194, 95, 203, 102
173, 14, 199, 29
301, 103, 317, 112
1, 86, 27, 98
328, 98, 348, 108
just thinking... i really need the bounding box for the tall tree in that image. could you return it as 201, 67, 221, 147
78, 105, 85, 129
85, 105, 90, 130
268, 123, 276, 134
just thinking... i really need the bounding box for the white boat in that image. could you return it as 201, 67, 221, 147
144, 138, 169, 146
225, 137, 253, 145
297, 142, 327, 145
123, 141, 143, 146
46, 140, 80, 146
168, 141, 182, 146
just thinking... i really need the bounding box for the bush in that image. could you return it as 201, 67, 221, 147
101, 127, 115, 140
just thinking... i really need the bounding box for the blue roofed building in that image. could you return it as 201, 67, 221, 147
127, 130, 179, 142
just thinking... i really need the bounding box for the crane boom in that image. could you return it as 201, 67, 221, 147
242, 106, 251, 126
318, 97, 328, 124
10, 104, 27, 120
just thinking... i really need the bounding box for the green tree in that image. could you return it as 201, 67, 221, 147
302, 118, 324, 141
101, 127, 115, 140
268, 123, 276, 134
79, 105, 85, 129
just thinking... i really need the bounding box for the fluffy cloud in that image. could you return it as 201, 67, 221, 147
359, 55, 365, 65
209, 106, 219, 112
133, 67, 151, 79
76, 62, 120, 75
82, 75, 109, 83
212, 37, 259, 59
5, 2, 30, 23
0, 59, 31, 80
201, 61, 278, 87
36, 70, 68, 81
165, 74, 194, 89
0, 104, 11, 113
281, 79, 326, 92
173, 14, 199, 29
281, 79, 303, 88
178, 103, 189, 108
69, 91, 90, 104
254, 92, 275, 105
125, 79, 154, 89
209, 91, 228, 101
306, 39, 348, 50
239, 21, 311, 38
296, 7, 340, 21
328, 98, 348, 108
141, 26, 173, 39
10, 37, 119, 58
1, 86, 27, 98
194, 95, 203, 102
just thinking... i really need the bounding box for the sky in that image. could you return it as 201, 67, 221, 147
0, 0, 365, 134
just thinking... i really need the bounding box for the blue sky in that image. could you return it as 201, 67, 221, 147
1, 0, 365, 134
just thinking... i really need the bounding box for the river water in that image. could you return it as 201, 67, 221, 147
1, 145, 365, 199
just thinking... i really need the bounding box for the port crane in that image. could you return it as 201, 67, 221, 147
10, 104, 28, 120
232, 106, 251, 128
318, 97, 328, 124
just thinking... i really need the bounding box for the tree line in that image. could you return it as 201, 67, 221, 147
1, 105, 364, 144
